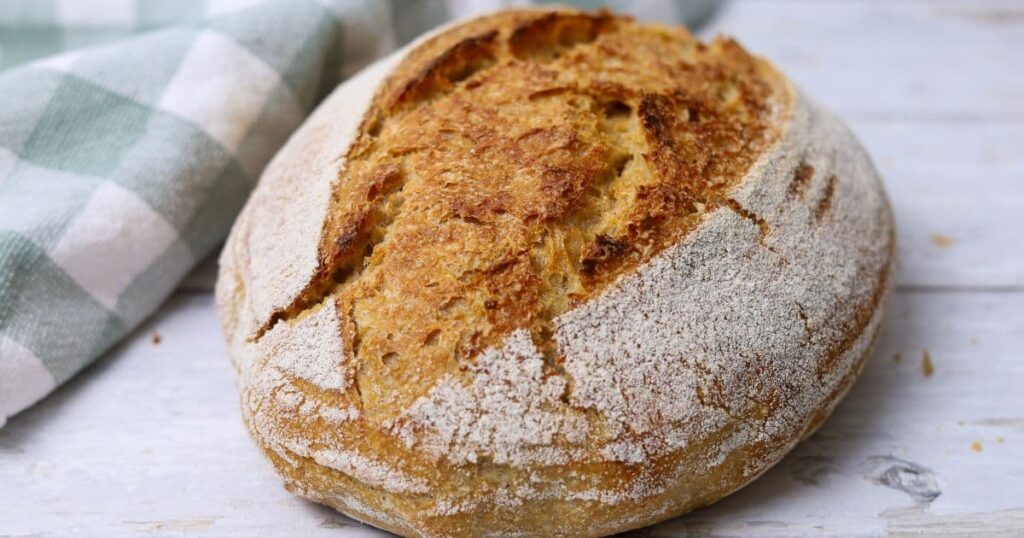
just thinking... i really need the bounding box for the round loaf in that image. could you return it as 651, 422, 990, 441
216, 8, 893, 537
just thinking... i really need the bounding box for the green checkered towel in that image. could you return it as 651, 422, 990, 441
0, 0, 718, 426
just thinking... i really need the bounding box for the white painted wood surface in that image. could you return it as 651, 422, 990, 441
3, 1, 1023, 536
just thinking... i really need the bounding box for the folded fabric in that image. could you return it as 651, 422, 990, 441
0, 0, 411, 426
0, 0, 719, 427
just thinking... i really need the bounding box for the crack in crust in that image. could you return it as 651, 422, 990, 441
719, 196, 772, 241
508, 11, 612, 61
390, 30, 500, 109
815, 174, 838, 221
252, 163, 407, 341
789, 160, 815, 199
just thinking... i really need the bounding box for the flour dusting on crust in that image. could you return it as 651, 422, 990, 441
312, 449, 430, 494
391, 329, 588, 466
258, 300, 349, 392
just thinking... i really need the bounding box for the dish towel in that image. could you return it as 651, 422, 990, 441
0, 0, 718, 427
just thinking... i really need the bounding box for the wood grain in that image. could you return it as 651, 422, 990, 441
706, 0, 1024, 119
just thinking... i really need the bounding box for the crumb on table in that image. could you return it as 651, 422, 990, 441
921, 350, 934, 377
930, 233, 954, 247
152, 332, 162, 345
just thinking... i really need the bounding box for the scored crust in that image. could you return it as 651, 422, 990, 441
216, 8, 894, 537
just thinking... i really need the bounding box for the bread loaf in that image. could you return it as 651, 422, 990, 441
216, 8, 893, 537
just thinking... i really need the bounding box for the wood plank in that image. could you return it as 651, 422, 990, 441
704, 0, 1024, 119
852, 121, 1024, 289
2, 288, 1021, 536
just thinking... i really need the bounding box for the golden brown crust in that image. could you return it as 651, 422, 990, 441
218, 8, 895, 537
257, 9, 783, 418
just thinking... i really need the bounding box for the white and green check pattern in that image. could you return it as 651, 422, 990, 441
0, 0, 412, 425
0, 0, 718, 426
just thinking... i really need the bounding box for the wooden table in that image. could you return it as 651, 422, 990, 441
2, 1, 1022, 535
